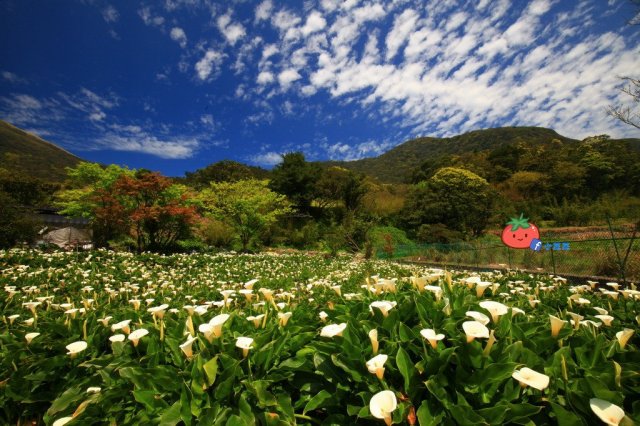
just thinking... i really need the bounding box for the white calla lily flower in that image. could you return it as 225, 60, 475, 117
366, 354, 388, 380
66, 340, 88, 357
320, 323, 347, 338
420, 328, 445, 349
462, 321, 490, 343
512, 367, 550, 390
590, 398, 626, 426
369, 390, 397, 426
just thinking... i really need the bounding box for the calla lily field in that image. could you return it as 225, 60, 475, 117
1, 248, 639, 425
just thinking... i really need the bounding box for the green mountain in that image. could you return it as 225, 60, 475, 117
0, 120, 82, 183
323, 127, 580, 183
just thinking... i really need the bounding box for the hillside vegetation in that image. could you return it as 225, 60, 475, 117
0, 120, 81, 183
323, 127, 639, 184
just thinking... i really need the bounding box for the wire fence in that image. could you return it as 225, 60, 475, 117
378, 236, 640, 284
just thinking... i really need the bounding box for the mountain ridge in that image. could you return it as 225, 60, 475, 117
321, 126, 582, 183
0, 120, 82, 182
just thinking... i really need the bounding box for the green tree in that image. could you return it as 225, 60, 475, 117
548, 161, 587, 200
268, 152, 320, 212
200, 179, 292, 251
0, 190, 40, 248
56, 163, 197, 251
55, 162, 134, 246
403, 167, 494, 238
501, 171, 551, 201
315, 167, 368, 212
184, 160, 270, 189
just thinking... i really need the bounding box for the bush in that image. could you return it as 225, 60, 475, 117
416, 223, 465, 243
177, 239, 208, 252
287, 221, 321, 249
107, 235, 137, 252
196, 218, 235, 248
369, 226, 415, 257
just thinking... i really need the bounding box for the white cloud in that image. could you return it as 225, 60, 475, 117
301, 11, 327, 36
217, 12, 246, 45
138, 7, 165, 27
262, 44, 279, 60
272, 9, 301, 31
0, 89, 118, 129
163, 0, 203, 12
89, 111, 106, 122
386, 9, 419, 60
257, 71, 275, 85
170, 27, 187, 48
322, 139, 397, 161
79, 88, 117, 109
255, 0, 273, 22
200, 114, 214, 126
278, 69, 301, 89
528, 0, 553, 16
101, 134, 199, 159
10, 94, 41, 109
97, 123, 200, 159
247, 151, 282, 166
2, 71, 26, 84
195, 50, 223, 81
102, 5, 119, 23
320, 0, 340, 12
235, 0, 636, 140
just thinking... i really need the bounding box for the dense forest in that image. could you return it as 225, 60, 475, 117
1, 120, 639, 252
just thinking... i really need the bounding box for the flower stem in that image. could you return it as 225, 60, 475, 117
294, 414, 321, 425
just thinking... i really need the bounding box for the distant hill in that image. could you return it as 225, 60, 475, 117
322, 127, 581, 183
0, 120, 82, 182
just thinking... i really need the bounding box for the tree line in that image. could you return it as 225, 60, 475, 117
1, 134, 639, 253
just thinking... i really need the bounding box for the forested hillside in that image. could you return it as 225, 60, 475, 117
323, 127, 640, 185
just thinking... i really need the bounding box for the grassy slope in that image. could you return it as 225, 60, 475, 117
0, 120, 82, 183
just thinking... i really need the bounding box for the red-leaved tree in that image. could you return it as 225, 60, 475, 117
96, 171, 199, 252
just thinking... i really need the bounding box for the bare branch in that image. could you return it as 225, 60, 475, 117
607, 105, 640, 130
607, 76, 640, 130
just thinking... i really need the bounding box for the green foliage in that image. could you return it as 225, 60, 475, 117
314, 166, 368, 213
404, 167, 494, 238
1, 250, 639, 425
55, 162, 134, 220
0, 170, 55, 248
196, 218, 236, 248
184, 160, 270, 190
324, 127, 576, 184
56, 163, 197, 251
200, 179, 292, 251
416, 223, 465, 243
0, 190, 41, 248
369, 226, 415, 257
322, 128, 640, 229
269, 153, 320, 212
0, 169, 60, 208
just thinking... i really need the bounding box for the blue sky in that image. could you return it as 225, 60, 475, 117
1, 0, 638, 176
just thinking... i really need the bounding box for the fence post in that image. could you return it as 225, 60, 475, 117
507, 247, 512, 269
474, 244, 479, 268
550, 246, 556, 275
607, 218, 627, 285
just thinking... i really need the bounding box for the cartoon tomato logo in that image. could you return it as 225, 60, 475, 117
501, 214, 540, 249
